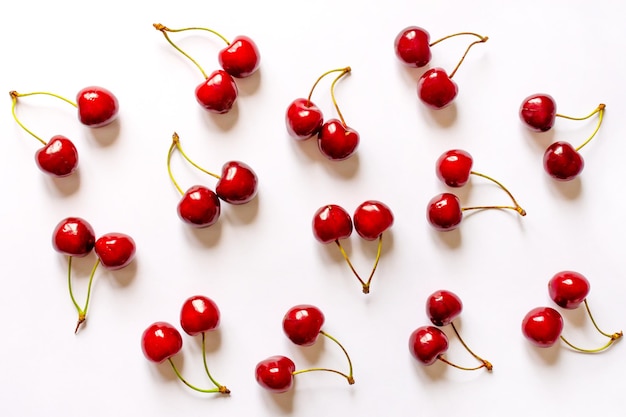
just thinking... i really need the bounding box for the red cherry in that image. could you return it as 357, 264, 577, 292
215, 161, 258, 204
180, 295, 221, 336
408, 326, 449, 365
426, 193, 462, 231
317, 119, 359, 161
394, 26, 431, 68
353, 200, 394, 241
177, 185, 221, 228
435, 149, 473, 187
141, 321, 183, 363
282, 305, 325, 346
543, 141, 584, 181
417, 68, 458, 109
195, 70, 238, 114
94, 233, 136, 270
52, 217, 96, 257
218, 35, 260, 78
255, 355, 296, 393
519, 94, 556, 132
521, 307, 564, 348
35, 135, 79, 177
426, 290, 463, 327
312, 204, 353, 243
285, 98, 324, 140
548, 271, 590, 309
76, 86, 119, 127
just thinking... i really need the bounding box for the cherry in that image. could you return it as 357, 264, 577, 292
180, 295, 220, 336
426, 193, 463, 231
177, 185, 222, 228
426, 290, 462, 327
519, 94, 557, 132
353, 200, 394, 241
218, 35, 261, 78
408, 326, 449, 366
312, 204, 353, 244
394, 26, 431, 68
521, 307, 564, 348
75, 86, 119, 127
548, 271, 590, 309
33, 135, 79, 177
141, 321, 183, 363
255, 355, 296, 393
52, 217, 96, 257
285, 98, 324, 140
94, 233, 136, 270
215, 161, 259, 204
282, 304, 325, 346
318, 119, 360, 161
435, 149, 473, 187
543, 141, 585, 181
194, 70, 238, 114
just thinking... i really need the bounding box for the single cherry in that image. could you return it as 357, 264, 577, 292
285, 98, 324, 140
435, 149, 473, 187
426, 193, 463, 231
215, 161, 258, 204
218, 35, 261, 78
408, 326, 449, 365
76, 86, 119, 127
394, 26, 431, 67
180, 295, 221, 336
141, 321, 183, 363
543, 141, 584, 181
426, 290, 462, 326
35, 135, 79, 177
519, 94, 556, 132
548, 271, 590, 309
177, 185, 222, 228
521, 307, 564, 348
94, 233, 136, 270
282, 305, 325, 346
52, 217, 96, 257
195, 70, 238, 114
318, 119, 360, 161
353, 200, 394, 241
255, 355, 296, 393
312, 204, 353, 244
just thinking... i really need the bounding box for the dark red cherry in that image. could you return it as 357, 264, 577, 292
52, 217, 96, 257
94, 232, 136, 270
141, 321, 183, 363
394, 26, 431, 68
436, 149, 473, 187
76, 86, 119, 127
426, 290, 463, 326
285, 98, 324, 140
177, 185, 221, 228
543, 141, 584, 181
255, 355, 296, 393
519, 94, 556, 132
408, 325, 449, 365
218, 35, 260, 78
548, 271, 590, 309
195, 70, 238, 114
521, 307, 563, 348
353, 200, 394, 241
180, 295, 221, 336
417, 68, 458, 109
35, 135, 78, 177
282, 304, 325, 346
215, 161, 258, 204
426, 193, 462, 231
312, 204, 353, 243
317, 119, 359, 161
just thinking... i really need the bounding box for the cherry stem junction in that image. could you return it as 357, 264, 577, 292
167, 358, 228, 394
10, 90, 77, 146
201, 332, 230, 394
469, 171, 526, 216
428, 32, 488, 79
450, 322, 493, 371
559, 298, 622, 353
560, 104, 605, 152
583, 299, 622, 340
167, 132, 220, 196
67, 256, 101, 334
292, 330, 355, 385
437, 355, 491, 371
306, 66, 351, 116
334, 234, 384, 294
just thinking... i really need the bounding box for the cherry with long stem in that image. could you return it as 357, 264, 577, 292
334, 235, 383, 294
428, 32, 489, 79
67, 256, 101, 333
292, 330, 355, 385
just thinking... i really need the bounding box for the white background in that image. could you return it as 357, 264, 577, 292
1, 1, 625, 416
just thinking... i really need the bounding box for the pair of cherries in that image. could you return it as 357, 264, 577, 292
167, 132, 258, 228
427, 149, 526, 231
519, 94, 606, 181
10, 86, 119, 177
141, 295, 230, 395
52, 216, 135, 333
255, 304, 354, 393
394, 26, 488, 109
153, 23, 260, 114
312, 200, 394, 293
522, 271, 622, 352
285, 66, 359, 161
409, 290, 492, 372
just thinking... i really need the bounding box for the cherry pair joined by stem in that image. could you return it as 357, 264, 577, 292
255, 305, 354, 393
142, 295, 230, 394
409, 290, 492, 371
167, 132, 258, 228
394, 27, 488, 109
52, 217, 135, 333
312, 201, 394, 293
9, 87, 119, 177
522, 271, 622, 352
427, 149, 526, 231
285, 66, 359, 160
153, 23, 260, 114
519, 94, 606, 181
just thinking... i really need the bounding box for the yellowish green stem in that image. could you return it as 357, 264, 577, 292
292, 330, 355, 385
437, 355, 491, 371
201, 332, 230, 394
306, 66, 351, 107
428, 32, 489, 79
584, 299, 623, 340
68, 256, 101, 334
470, 171, 526, 216
450, 322, 493, 371
167, 358, 227, 394
153, 23, 215, 79
573, 104, 605, 152
335, 236, 384, 294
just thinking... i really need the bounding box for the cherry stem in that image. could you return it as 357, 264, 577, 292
167, 133, 184, 196
201, 332, 230, 394
450, 322, 493, 371
292, 330, 355, 385
9, 90, 77, 146
172, 133, 220, 179
461, 205, 526, 216
469, 171, 526, 216
583, 299, 623, 340
67, 256, 101, 334
571, 104, 605, 152
428, 32, 488, 79
436, 355, 491, 371
306, 66, 351, 108
167, 358, 227, 394
329, 67, 352, 126
334, 235, 384, 294
559, 333, 622, 354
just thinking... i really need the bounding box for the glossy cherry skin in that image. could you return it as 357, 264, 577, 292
548, 271, 590, 309
426, 290, 463, 326
409, 326, 449, 365
35, 135, 78, 177
543, 141, 584, 181
312, 204, 353, 243
94, 233, 136, 270
215, 161, 258, 204
353, 200, 394, 241
285, 98, 324, 140
255, 355, 296, 393
177, 185, 221, 228
394, 26, 431, 68
195, 70, 238, 114
76, 86, 119, 127
519, 94, 556, 132
52, 217, 96, 257
521, 307, 563, 348
426, 193, 462, 231
417, 68, 458, 109
218, 35, 260, 78
282, 305, 325, 346
436, 149, 473, 187
317, 119, 359, 161
141, 321, 183, 363
180, 295, 220, 336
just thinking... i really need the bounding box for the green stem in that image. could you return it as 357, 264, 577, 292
153, 23, 210, 79
334, 240, 367, 292
450, 322, 493, 371
437, 355, 491, 371
172, 133, 220, 179
461, 205, 526, 216
201, 332, 230, 394
574, 104, 605, 152
362, 234, 384, 294
584, 299, 623, 340
306, 67, 351, 105
319, 330, 354, 383
329, 67, 351, 126
167, 358, 225, 394
446, 35, 488, 79
470, 171, 526, 216
560, 334, 620, 353
167, 133, 184, 196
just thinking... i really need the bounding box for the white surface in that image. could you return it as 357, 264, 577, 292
1, 1, 625, 416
